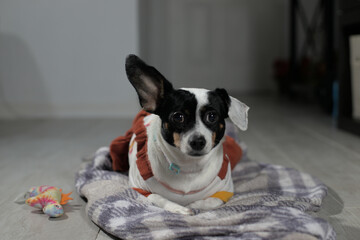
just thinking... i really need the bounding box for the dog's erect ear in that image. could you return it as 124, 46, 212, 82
215, 88, 249, 131
125, 54, 173, 112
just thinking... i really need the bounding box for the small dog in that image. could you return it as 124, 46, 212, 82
110, 55, 249, 215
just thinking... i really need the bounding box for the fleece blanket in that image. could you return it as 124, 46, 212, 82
75, 146, 335, 240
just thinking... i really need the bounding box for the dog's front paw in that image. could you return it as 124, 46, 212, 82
147, 194, 194, 215
164, 202, 194, 215
171, 206, 194, 215
187, 197, 223, 210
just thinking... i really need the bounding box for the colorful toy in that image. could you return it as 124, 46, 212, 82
25, 185, 73, 217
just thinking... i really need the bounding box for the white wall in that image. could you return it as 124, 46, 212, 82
0, 0, 139, 118
140, 0, 289, 94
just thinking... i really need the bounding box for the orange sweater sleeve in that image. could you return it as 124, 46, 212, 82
109, 110, 151, 172
223, 136, 243, 170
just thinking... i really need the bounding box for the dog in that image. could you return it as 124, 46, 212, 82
110, 55, 249, 215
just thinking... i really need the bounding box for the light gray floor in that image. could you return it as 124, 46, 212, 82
1, 94, 360, 239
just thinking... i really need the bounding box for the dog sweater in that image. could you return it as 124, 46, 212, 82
110, 110, 243, 204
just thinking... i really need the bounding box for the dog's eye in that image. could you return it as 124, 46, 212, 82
171, 112, 185, 124
205, 111, 218, 124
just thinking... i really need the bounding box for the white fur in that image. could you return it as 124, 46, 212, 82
187, 197, 223, 210
147, 194, 193, 215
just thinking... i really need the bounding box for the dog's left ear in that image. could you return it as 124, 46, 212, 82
125, 54, 173, 113
215, 88, 249, 131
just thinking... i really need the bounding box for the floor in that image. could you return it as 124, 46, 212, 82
1, 94, 360, 239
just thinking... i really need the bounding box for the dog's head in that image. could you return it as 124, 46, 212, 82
126, 55, 249, 157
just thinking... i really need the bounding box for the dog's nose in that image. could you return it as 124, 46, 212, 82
189, 135, 206, 151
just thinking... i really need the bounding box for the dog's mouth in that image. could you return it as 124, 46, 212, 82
187, 151, 206, 157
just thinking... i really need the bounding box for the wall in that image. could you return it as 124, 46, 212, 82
0, 0, 139, 118
139, 0, 289, 94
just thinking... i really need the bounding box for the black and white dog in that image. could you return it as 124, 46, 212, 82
110, 55, 249, 215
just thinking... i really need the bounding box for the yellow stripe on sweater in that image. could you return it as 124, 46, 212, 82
210, 191, 234, 203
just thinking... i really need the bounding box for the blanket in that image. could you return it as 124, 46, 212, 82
75, 146, 335, 240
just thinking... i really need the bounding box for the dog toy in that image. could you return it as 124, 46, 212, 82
25, 185, 73, 217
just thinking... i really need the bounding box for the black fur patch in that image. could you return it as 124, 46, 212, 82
200, 89, 230, 147
156, 89, 198, 146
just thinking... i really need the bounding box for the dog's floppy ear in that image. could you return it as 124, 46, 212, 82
215, 88, 249, 131
125, 54, 173, 112
228, 96, 249, 131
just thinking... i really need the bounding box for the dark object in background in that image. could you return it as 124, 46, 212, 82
273, 57, 327, 103
337, 0, 360, 136
273, 59, 290, 96
274, 0, 335, 114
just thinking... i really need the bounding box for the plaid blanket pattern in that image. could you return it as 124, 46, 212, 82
75, 146, 335, 240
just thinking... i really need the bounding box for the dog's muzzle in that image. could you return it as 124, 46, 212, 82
189, 135, 206, 152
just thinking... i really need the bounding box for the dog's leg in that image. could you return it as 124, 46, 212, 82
147, 194, 193, 215
187, 197, 224, 210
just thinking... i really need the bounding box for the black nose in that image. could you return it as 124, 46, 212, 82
189, 135, 206, 151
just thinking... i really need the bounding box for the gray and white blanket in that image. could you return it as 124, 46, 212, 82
75, 147, 335, 240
